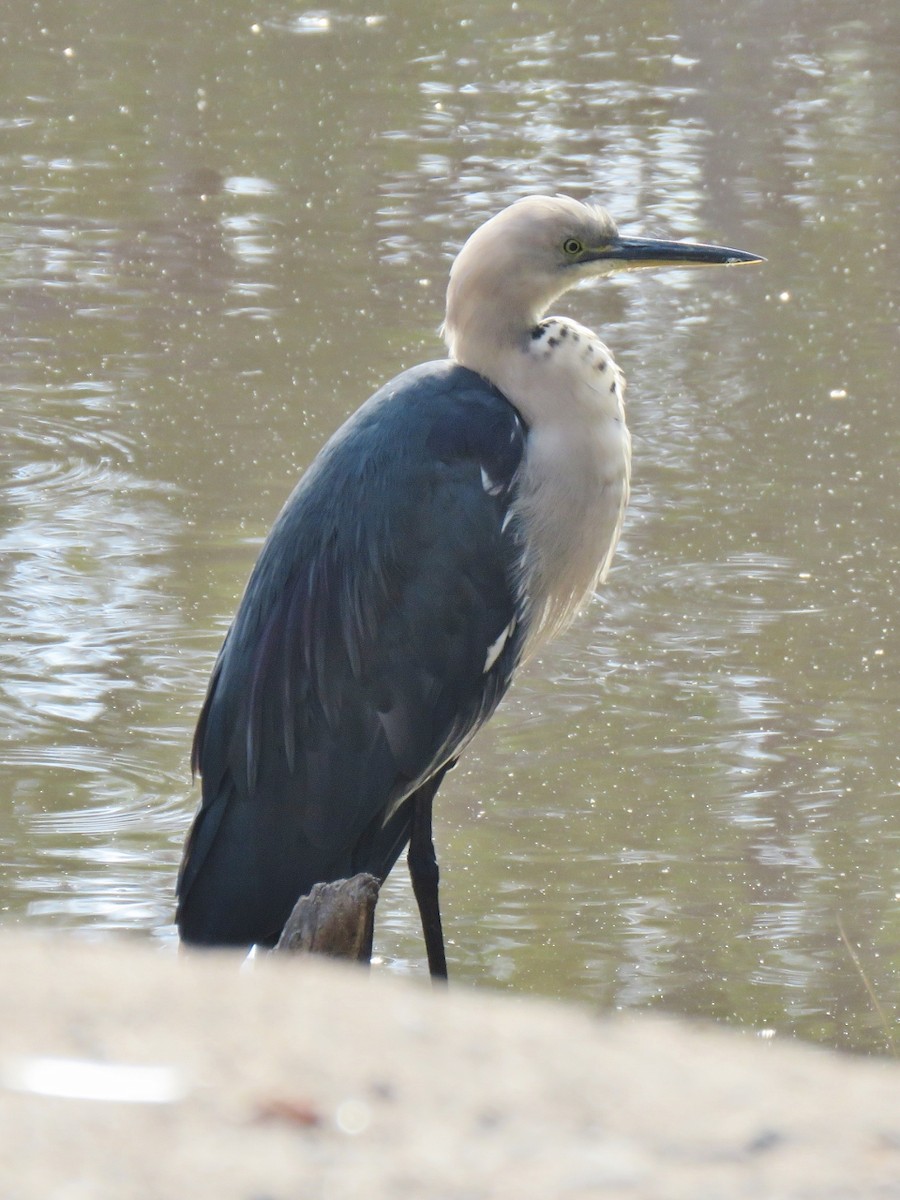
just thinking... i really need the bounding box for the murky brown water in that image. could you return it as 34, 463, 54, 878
2, 0, 899, 1053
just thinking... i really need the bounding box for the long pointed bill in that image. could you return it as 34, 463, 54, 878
604, 235, 764, 269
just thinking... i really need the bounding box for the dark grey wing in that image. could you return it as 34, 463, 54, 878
176, 361, 529, 947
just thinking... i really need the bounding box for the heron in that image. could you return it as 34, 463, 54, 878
176, 195, 762, 976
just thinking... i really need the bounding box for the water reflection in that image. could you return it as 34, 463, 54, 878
1, 0, 899, 1053
1, 371, 192, 932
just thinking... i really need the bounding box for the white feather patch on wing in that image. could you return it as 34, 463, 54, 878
480, 465, 503, 496
483, 618, 516, 673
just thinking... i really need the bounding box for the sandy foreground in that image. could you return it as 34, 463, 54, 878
1, 930, 899, 1199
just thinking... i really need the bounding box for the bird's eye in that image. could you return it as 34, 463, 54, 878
563, 238, 583, 257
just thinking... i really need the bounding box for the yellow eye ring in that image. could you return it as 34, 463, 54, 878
563, 238, 583, 256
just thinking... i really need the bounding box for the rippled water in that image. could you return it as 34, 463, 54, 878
2, 0, 899, 1053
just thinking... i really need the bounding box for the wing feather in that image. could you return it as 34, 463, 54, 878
177, 361, 530, 945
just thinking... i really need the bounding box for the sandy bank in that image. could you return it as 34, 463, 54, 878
1, 931, 898, 1198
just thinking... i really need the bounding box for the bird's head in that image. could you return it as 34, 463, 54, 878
443, 195, 763, 367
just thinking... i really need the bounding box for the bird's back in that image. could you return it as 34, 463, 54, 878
176, 361, 529, 947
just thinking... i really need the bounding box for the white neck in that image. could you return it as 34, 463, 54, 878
449, 312, 633, 652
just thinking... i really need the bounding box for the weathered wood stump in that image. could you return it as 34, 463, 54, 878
274, 873, 380, 964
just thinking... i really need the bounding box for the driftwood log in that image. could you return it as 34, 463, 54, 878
274, 873, 380, 964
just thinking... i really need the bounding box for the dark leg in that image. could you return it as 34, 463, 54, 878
407, 766, 451, 981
